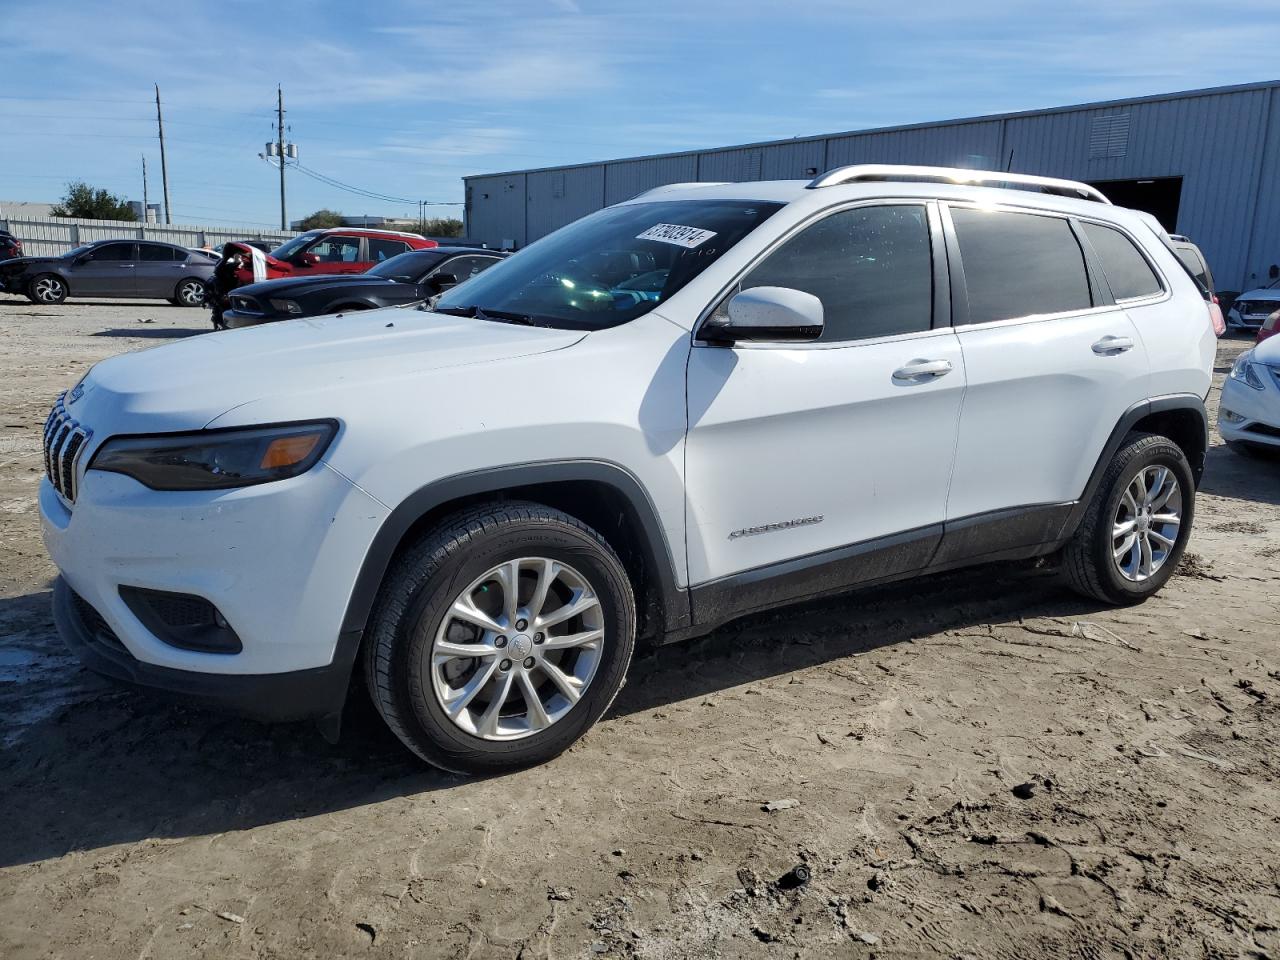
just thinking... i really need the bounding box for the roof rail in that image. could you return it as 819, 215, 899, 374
806, 164, 1112, 204
632, 182, 730, 199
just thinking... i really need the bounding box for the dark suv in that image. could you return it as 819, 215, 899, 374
0, 230, 22, 262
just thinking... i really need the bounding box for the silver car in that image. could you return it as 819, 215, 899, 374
0, 239, 215, 306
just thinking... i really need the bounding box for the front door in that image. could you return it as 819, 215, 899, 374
684, 202, 966, 594
71, 242, 136, 296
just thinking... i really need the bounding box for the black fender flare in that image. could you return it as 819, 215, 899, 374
1058, 393, 1208, 541
339, 459, 690, 640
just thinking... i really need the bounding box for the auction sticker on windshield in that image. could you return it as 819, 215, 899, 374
636, 223, 718, 249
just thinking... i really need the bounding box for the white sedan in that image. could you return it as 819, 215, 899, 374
1220, 334, 1280, 456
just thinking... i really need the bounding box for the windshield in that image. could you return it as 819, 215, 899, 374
269, 232, 322, 260
433, 200, 782, 330
64, 245, 93, 259
368, 250, 443, 282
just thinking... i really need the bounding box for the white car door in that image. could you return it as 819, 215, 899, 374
684, 202, 966, 603
941, 204, 1151, 537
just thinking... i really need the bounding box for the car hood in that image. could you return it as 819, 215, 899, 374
0, 255, 62, 272
235, 273, 403, 300
1235, 288, 1280, 304
1253, 334, 1280, 365
70, 307, 587, 434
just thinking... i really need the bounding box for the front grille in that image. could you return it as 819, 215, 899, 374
42, 393, 92, 503
230, 295, 263, 316
1245, 421, 1280, 439
70, 590, 129, 655
1237, 300, 1279, 318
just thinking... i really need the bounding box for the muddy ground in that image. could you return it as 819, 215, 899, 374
0, 296, 1277, 960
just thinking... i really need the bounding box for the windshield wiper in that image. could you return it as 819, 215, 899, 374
430, 305, 479, 318
475, 307, 543, 327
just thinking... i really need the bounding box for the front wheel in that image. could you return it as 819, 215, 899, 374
28, 274, 67, 304
1064, 433, 1195, 604
363, 502, 636, 774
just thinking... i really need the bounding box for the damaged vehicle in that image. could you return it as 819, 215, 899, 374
207, 228, 438, 328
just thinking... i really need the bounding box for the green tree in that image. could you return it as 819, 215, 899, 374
49, 181, 137, 221
298, 208, 345, 230
415, 217, 464, 238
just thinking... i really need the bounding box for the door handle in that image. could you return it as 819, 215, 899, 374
1092, 335, 1134, 355
892, 358, 954, 382
117, 264, 135, 268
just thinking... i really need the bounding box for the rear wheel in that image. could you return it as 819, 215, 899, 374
363, 502, 636, 774
1064, 433, 1195, 604
174, 278, 206, 307
28, 274, 67, 304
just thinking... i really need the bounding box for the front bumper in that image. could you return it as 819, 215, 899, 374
41, 460, 389, 685
1227, 308, 1272, 330
1219, 367, 1280, 448
222, 309, 281, 329
54, 577, 361, 721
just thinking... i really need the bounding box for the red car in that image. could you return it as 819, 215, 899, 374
208, 228, 437, 328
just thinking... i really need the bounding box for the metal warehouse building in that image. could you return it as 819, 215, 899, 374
463, 80, 1280, 293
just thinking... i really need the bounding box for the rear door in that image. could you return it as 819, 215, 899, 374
942, 204, 1150, 533
70, 242, 136, 296
134, 242, 188, 297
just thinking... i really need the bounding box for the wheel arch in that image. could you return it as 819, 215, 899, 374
1060, 393, 1208, 541
341, 461, 690, 645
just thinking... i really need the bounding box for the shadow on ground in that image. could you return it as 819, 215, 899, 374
1, 444, 1276, 869
90, 327, 206, 339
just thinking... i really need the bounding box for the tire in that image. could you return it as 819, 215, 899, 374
363, 501, 636, 774
173, 278, 206, 307
28, 274, 67, 305
1064, 433, 1195, 605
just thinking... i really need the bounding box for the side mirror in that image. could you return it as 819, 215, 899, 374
702, 286, 824, 343
296, 252, 320, 267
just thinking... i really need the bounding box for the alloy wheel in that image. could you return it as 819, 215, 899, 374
178, 280, 205, 305
1112, 465, 1183, 581
33, 277, 64, 303
429, 557, 605, 740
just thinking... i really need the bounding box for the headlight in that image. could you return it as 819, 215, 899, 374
1229, 351, 1265, 391
269, 298, 303, 315
89, 421, 337, 490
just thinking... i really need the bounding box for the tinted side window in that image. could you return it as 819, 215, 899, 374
1080, 222, 1162, 300
138, 244, 185, 262
90, 243, 135, 262
735, 204, 933, 342
1173, 246, 1211, 293
440, 255, 500, 282
951, 208, 1092, 324
369, 238, 410, 261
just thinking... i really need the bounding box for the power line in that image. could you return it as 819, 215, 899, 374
263, 156, 461, 206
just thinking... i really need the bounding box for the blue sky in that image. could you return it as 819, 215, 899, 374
2, 0, 1277, 229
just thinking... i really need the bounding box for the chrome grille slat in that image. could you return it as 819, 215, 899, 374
41, 392, 91, 504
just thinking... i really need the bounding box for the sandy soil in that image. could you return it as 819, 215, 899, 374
0, 294, 1277, 960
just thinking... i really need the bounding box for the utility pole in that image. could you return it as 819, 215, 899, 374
141, 154, 149, 223
277, 85, 287, 230
154, 84, 172, 224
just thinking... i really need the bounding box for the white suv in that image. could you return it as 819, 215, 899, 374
40, 165, 1217, 773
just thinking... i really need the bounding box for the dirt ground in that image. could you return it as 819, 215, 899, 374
0, 295, 1277, 960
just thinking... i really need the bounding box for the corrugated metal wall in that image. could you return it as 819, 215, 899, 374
0, 215, 296, 258
462, 82, 1280, 290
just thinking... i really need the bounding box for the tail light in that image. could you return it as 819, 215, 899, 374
1208, 300, 1226, 338
1258, 310, 1280, 344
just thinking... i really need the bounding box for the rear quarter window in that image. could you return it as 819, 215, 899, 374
1079, 221, 1163, 301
